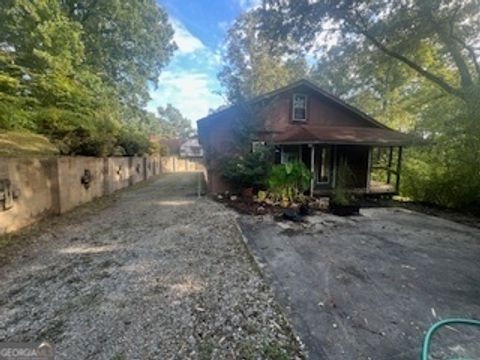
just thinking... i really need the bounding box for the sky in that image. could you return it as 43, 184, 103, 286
147, 0, 261, 127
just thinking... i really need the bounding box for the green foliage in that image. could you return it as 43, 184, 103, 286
60, 0, 176, 108
219, 11, 307, 103
116, 127, 152, 157
156, 104, 193, 139
220, 148, 271, 189
267, 161, 311, 203
0, 0, 177, 156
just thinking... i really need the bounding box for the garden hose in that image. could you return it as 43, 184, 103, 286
421, 318, 480, 360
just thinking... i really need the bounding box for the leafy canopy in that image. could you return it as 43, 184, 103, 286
0, 0, 179, 156
219, 10, 307, 103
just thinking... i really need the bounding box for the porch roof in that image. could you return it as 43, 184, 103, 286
270, 125, 417, 146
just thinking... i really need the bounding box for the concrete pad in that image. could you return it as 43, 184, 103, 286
238, 208, 480, 359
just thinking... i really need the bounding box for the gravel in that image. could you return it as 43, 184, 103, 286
0, 173, 302, 360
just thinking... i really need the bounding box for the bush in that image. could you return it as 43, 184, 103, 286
402, 146, 480, 209
220, 147, 271, 190
267, 161, 311, 203
116, 127, 152, 156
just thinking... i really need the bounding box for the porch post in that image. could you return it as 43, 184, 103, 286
395, 146, 403, 193
387, 146, 393, 184
310, 144, 315, 197
366, 147, 372, 193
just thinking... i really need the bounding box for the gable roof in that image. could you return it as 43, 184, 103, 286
198, 79, 421, 146
197, 79, 389, 130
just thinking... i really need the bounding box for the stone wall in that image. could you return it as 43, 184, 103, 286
0, 155, 161, 235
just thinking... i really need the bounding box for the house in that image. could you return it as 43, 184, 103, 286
197, 79, 416, 196
179, 137, 204, 158
155, 137, 204, 158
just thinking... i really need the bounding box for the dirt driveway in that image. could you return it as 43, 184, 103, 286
0, 173, 300, 359
238, 208, 480, 359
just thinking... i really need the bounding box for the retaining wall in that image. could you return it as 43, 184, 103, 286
0, 155, 162, 235
160, 156, 204, 173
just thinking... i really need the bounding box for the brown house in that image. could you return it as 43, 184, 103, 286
197, 80, 416, 196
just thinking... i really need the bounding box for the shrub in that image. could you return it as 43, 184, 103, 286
116, 127, 152, 156
220, 147, 271, 190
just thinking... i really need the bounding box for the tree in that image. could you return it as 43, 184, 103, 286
157, 104, 193, 139
219, 10, 308, 103
0, 0, 176, 156
260, 0, 480, 104
60, 0, 176, 108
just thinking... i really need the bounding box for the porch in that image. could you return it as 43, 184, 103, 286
276, 144, 403, 196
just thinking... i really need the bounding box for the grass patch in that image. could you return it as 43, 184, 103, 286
0, 130, 59, 157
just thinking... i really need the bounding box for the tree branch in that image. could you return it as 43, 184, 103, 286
429, 11, 474, 90
452, 34, 480, 78
347, 20, 465, 100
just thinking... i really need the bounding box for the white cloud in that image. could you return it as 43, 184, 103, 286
148, 18, 225, 127
171, 18, 205, 54
237, 0, 262, 10
148, 71, 225, 126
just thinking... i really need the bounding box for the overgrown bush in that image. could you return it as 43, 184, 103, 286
116, 127, 152, 156
402, 145, 480, 210
220, 147, 271, 190
267, 161, 311, 203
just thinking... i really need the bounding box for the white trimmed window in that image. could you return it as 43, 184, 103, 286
292, 94, 307, 121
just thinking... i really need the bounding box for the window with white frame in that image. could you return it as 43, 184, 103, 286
292, 94, 307, 121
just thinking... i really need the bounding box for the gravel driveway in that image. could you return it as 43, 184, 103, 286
0, 173, 300, 359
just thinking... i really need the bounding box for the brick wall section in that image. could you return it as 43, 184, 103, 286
0, 155, 162, 235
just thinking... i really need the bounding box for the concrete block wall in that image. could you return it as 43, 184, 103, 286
105, 157, 130, 194
57, 157, 106, 213
0, 155, 161, 235
130, 157, 144, 185
0, 158, 58, 234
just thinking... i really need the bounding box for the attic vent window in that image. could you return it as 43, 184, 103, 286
292, 94, 307, 121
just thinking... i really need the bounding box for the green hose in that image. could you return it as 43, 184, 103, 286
421, 318, 480, 360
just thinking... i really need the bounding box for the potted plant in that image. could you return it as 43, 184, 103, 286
330, 159, 360, 216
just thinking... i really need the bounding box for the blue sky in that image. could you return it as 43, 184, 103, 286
148, 0, 261, 126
